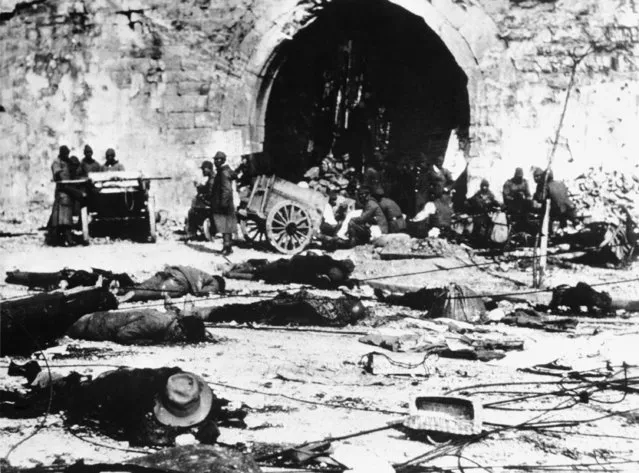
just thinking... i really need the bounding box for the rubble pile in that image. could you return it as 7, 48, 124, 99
568, 167, 639, 224
379, 236, 468, 260
409, 238, 463, 257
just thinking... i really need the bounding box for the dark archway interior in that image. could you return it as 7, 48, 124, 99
263, 0, 470, 213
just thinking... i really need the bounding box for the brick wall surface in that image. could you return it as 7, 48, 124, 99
0, 0, 637, 217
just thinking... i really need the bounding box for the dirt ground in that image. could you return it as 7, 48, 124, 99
1, 228, 638, 472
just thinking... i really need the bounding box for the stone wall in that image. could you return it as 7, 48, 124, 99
470, 0, 639, 194
0, 0, 638, 218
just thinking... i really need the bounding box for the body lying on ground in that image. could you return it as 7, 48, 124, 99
5, 268, 135, 291
68, 303, 208, 345
207, 290, 368, 327
549, 282, 613, 315
224, 254, 355, 289
119, 265, 225, 302
375, 283, 486, 323
0, 287, 118, 356
0, 364, 246, 447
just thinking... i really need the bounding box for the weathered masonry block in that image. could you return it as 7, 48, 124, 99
0, 0, 637, 215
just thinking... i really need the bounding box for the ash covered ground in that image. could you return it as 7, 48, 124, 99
1, 227, 638, 471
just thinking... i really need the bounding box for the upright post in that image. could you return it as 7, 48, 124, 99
534, 199, 551, 288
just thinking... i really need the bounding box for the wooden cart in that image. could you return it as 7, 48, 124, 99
238, 175, 328, 254
61, 172, 168, 244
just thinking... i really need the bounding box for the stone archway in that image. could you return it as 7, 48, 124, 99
221, 0, 501, 159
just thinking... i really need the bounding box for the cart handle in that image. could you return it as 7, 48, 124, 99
54, 177, 173, 184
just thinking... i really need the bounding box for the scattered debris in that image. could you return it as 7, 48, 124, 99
359, 327, 524, 361
130, 444, 262, 473
501, 309, 579, 332
403, 395, 483, 437
359, 351, 434, 377
378, 236, 464, 260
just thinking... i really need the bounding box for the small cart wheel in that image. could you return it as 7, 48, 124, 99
147, 196, 157, 243
240, 216, 267, 244
265, 200, 313, 255
80, 206, 90, 245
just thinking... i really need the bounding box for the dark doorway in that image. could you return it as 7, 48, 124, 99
263, 0, 470, 214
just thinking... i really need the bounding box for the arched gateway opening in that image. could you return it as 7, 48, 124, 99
260, 0, 470, 214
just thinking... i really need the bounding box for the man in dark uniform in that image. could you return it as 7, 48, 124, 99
348, 186, 388, 245
375, 194, 406, 233
430, 190, 454, 233
46, 145, 75, 246
503, 168, 530, 205
502, 167, 531, 230
81, 144, 102, 174
533, 169, 576, 229
408, 190, 453, 238
211, 151, 237, 255
67, 156, 88, 219
468, 179, 499, 242
186, 160, 215, 240
428, 157, 455, 200
103, 148, 125, 171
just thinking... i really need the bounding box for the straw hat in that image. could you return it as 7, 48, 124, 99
153, 372, 213, 427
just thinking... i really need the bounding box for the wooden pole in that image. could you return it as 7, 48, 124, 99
535, 199, 551, 288
532, 50, 589, 288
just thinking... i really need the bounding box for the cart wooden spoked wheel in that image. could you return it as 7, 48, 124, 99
240, 216, 267, 244
265, 200, 314, 254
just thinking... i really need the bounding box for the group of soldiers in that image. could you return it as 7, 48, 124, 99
185, 146, 579, 250
317, 157, 578, 247
465, 166, 576, 242
47, 145, 126, 246
50, 140, 577, 251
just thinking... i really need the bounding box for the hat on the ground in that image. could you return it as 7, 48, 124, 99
201, 160, 213, 170
154, 372, 213, 427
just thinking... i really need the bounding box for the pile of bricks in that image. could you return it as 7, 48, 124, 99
568, 167, 639, 224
